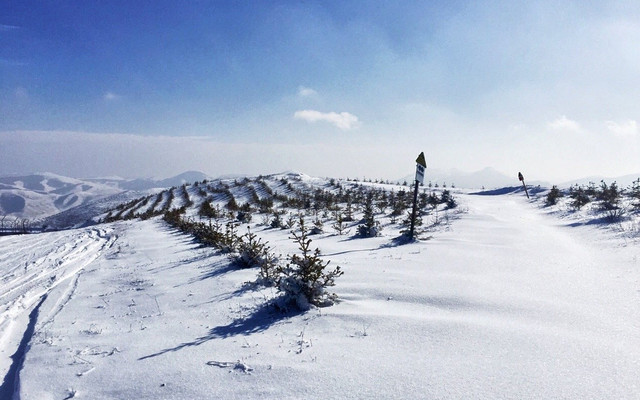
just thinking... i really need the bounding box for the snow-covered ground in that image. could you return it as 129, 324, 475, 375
1, 189, 639, 399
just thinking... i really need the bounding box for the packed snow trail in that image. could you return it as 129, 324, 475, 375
0, 294, 47, 400
0, 227, 115, 394
5, 193, 640, 399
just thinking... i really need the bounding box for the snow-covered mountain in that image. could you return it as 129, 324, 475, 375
85, 170, 211, 191
0, 171, 213, 224
0, 173, 122, 220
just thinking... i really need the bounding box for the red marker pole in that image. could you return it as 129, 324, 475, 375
518, 172, 529, 199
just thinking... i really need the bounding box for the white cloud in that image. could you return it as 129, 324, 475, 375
297, 86, 318, 97
508, 123, 527, 131
605, 120, 638, 137
14, 87, 28, 99
294, 110, 360, 130
548, 115, 581, 132
104, 92, 120, 101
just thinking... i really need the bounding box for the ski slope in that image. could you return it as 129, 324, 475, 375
1, 191, 638, 399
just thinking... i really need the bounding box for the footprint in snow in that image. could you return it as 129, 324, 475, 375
206, 360, 253, 373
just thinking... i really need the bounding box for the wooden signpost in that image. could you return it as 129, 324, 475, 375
409, 152, 427, 240
518, 171, 529, 199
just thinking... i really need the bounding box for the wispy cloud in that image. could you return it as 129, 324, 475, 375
0, 58, 26, 67
297, 86, 318, 97
548, 115, 581, 132
294, 110, 360, 130
104, 92, 120, 101
15, 87, 28, 100
606, 120, 638, 137
0, 24, 19, 32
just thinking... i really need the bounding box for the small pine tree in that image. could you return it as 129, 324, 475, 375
236, 211, 252, 223
220, 222, 240, 253
332, 209, 347, 235
545, 185, 563, 206
418, 192, 428, 209
234, 228, 266, 268
357, 192, 381, 237
376, 198, 388, 214
401, 209, 422, 236
270, 210, 283, 229
630, 178, 640, 199
630, 178, 640, 210
570, 185, 590, 210
585, 181, 597, 197
234, 228, 280, 285
310, 215, 324, 235
440, 190, 456, 208
226, 197, 239, 211
445, 196, 457, 209
597, 181, 621, 209
597, 181, 625, 220
344, 195, 355, 222
277, 217, 343, 309
285, 213, 297, 229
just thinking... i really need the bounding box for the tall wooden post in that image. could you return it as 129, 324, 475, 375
409, 179, 420, 240
410, 152, 427, 240
518, 171, 529, 199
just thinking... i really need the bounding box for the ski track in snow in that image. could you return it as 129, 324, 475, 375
0, 227, 116, 389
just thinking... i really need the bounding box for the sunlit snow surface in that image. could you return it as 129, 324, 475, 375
1, 191, 639, 399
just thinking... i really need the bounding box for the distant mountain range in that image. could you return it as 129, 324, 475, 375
0, 173, 122, 220
402, 167, 639, 190
401, 167, 551, 189
559, 174, 640, 189
84, 171, 211, 191
0, 171, 212, 221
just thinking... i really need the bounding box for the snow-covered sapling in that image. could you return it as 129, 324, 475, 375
220, 222, 240, 253
332, 209, 347, 235
233, 228, 280, 285
310, 215, 324, 235
278, 216, 343, 309
545, 185, 563, 206
357, 192, 381, 237
234, 228, 266, 268
569, 185, 590, 210
270, 210, 283, 229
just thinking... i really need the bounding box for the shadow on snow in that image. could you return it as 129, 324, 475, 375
138, 299, 302, 361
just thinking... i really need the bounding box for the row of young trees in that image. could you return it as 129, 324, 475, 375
546, 179, 640, 221
104, 176, 459, 240
163, 208, 342, 309
343, 177, 456, 189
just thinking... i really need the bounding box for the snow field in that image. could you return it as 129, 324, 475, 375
1, 189, 639, 399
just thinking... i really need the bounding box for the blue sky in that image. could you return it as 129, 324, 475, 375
1, 1, 639, 181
